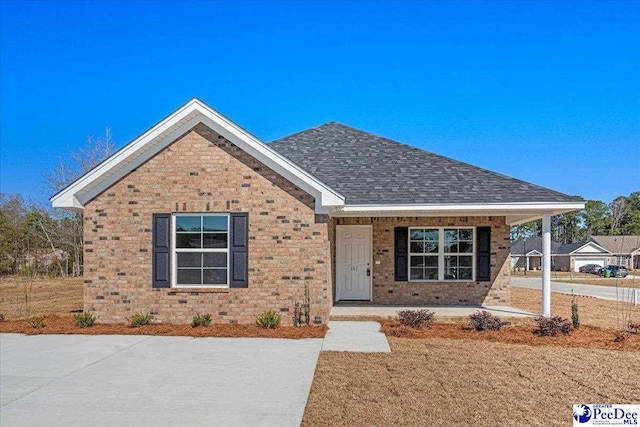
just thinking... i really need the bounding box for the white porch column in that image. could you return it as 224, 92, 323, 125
542, 215, 551, 317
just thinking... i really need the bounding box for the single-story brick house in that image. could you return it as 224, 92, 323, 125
51, 99, 584, 324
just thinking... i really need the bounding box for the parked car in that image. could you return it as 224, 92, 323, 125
599, 265, 629, 278
578, 264, 603, 274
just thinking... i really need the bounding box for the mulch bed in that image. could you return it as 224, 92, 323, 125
380, 320, 640, 351
0, 315, 327, 339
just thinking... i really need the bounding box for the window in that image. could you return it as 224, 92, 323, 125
409, 227, 474, 281
173, 214, 229, 287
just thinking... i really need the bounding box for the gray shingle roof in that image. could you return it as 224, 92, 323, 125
269, 122, 582, 205
589, 235, 640, 254
511, 237, 564, 255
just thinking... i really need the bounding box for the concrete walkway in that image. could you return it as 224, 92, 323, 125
322, 321, 391, 353
1, 334, 322, 427
512, 277, 639, 302
331, 305, 534, 320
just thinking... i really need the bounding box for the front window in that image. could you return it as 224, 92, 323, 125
173, 214, 229, 287
409, 227, 474, 281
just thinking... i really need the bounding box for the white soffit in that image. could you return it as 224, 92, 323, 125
330, 202, 585, 224
50, 99, 345, 212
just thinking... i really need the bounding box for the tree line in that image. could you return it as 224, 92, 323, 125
0, 129, 114, 276
511, 192, 640, 243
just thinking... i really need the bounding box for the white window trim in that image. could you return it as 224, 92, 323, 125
171, 213, 230, 288
408, 226, 476, 282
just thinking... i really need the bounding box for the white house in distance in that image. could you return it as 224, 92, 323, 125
511, 235, 640, 272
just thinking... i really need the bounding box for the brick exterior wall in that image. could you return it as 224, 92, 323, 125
332, 216, 511, 306
83, 123, 332, 325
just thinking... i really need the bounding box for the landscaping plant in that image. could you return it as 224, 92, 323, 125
468, 310, 509, 331
256, 310, 282, 329
127, 312, 153, 327
191, 313, 212, 327
571, 293, 580, 329
533, 316, 572, 336
29, 316, 45, 329
397, 309, 435, 329
73, 311, 97, 328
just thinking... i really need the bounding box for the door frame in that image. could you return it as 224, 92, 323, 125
335, 225, 373, 302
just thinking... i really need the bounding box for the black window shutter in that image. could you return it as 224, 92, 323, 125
476, 227, 491, 281
394, 227, 409, 281
152, 213, 171, 288
229, 213, 249, 288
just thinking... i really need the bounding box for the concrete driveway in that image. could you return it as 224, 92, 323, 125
1, 334, 322, 427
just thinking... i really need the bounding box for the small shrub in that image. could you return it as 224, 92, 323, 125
128, 312, 152, 327
571, 293, 580, 330
191, 313, 212, 327
29, 317, 45, 329
397, 309, 435, 329
0, 313, 5, 322
256, 310, 282, 329
629, 321, 640, 334
73, 311, 97, 328
614, 331, 628, 342
468, 311, 509, 331
534, 316, 572, 336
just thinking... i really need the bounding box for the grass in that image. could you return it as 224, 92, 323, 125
302, 338, 640, 427
0, 276, 83, 319
510, 287, 639, 330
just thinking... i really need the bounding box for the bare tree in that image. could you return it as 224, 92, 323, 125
609, 196, 629, 234
46, 128, 116, 276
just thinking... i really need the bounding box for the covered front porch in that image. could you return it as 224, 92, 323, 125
328, 203, 584, 317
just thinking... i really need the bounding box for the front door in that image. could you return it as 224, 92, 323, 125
336, 225, 372, 301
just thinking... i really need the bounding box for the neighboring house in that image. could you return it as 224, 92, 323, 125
511, 237, 563, 271
50, 99, 584, 324
511, 235, 640, 272
588, 235, 640, 270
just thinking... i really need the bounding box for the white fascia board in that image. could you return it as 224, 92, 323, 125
332, 202, 585, 223
51, 99, 344, 212
569, 242, 612, 255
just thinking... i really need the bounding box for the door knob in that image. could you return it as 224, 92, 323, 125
367, 268, 371, 277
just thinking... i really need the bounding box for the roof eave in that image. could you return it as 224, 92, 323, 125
330, 202, 585, 225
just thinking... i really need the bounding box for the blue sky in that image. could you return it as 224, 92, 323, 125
1, 0, 638, 206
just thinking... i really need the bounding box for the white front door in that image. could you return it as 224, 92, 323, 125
336, 225, 372, 301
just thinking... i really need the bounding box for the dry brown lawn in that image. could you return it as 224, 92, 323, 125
302, 338, 640, 427
0, 276, 83, 319
511, 287, 639, 329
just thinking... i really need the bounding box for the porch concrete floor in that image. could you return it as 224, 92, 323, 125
330, 305, 535, 321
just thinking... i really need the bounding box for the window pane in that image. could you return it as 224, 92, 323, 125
458, 241, 473, 253
410, 229, 425, 240
203, 233, 228, 248
426, 241, 439, 253
177, 269, 201, 285
410, 256, 425, 267
176, 233, 201, 249
444, 229, 458, 253
459, 229, 473, 241
176, 216, 201, 232
424, 256, 438, 267
459, 268, 472, 280
425, 268, 438, 280
203, 216, 228, 232
203, 269, 227, 285
410, 242, 425, 253
444, 267, 457, 280
410, 268, 424, 280
444, 255, 458, 268
203, 253, 227, 268
424, 229, 438, 241
459, 256, 473, 267
177, 253, 201, 268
